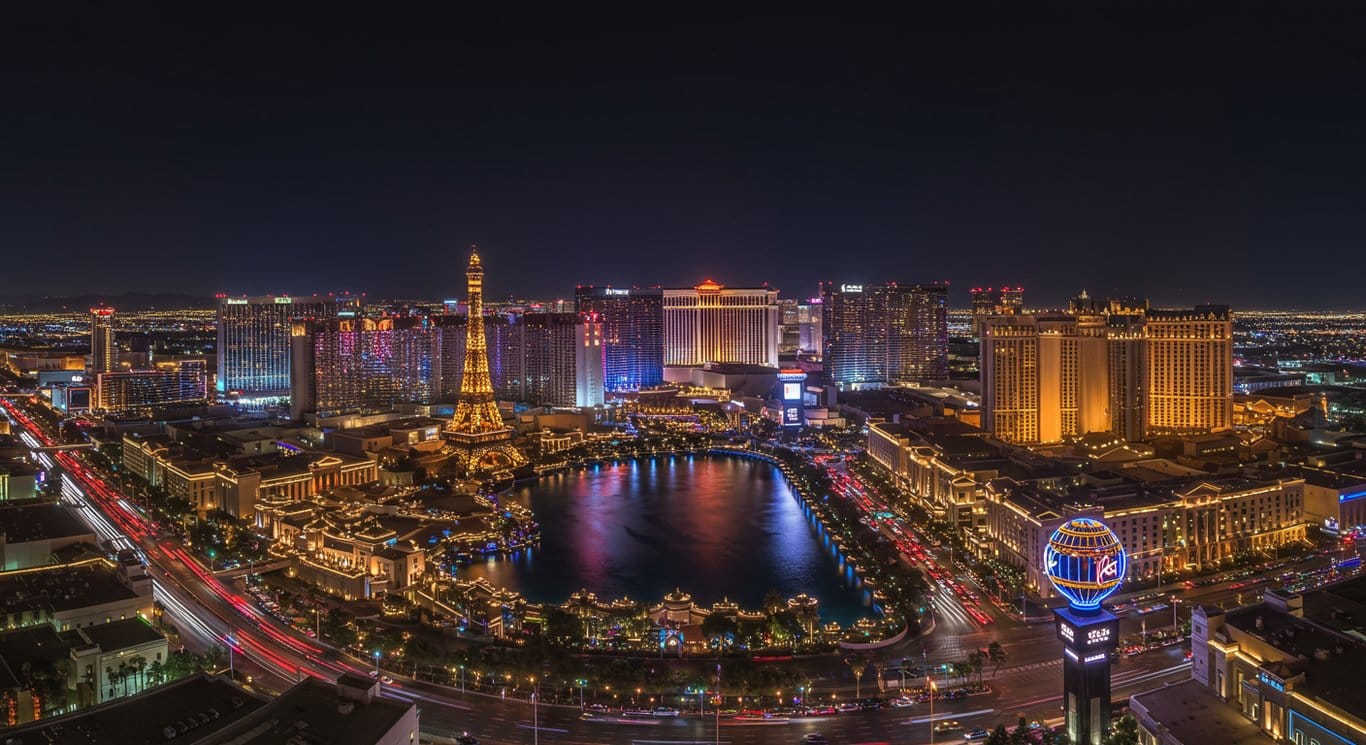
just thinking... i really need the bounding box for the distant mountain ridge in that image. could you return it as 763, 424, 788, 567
0, 293, 214, 313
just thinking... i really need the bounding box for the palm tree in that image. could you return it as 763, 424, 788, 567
47, 660, 70, 714
967, 651, 985, 687
950, 660, 971, 687
148, 659, 164, 687
116, 661, 129, 696
872, 657, 888, 693
987, 641, 1006, 677
128, 656, 146, 694
845, 657, 868, 699
105, 666, 116, 700
762, 589, 785, 617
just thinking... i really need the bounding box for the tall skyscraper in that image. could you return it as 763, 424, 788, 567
89, 306, 116, 374
290, 315, 436, 419
820, 282, 948, 388
432, 313, 524, 402
519, 311, 605, 408
574, 286, 664, 391
821, 284, 881, 386
980, 301, 1233, 443
1144, 306, 1234, 434
217, 294, 357, 406
796, 298, 823, 356
96, 361, 207, 411
576, 312, 605, 407
970, 286, 1024, 316
662, 281, 780, 368
523, 312, 579, 407
778, 299, 801, 354
443, 248, 527, 475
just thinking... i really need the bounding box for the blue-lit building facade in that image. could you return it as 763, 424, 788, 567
574, 286, 663, 392
217, 294, 359, 407
820, 281, 948, 389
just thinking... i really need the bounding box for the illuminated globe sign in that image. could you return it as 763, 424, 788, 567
1044, 517, 1127, 611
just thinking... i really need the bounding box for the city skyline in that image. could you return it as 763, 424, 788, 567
6, 5, 1366, 309
4, 6, 1366, 745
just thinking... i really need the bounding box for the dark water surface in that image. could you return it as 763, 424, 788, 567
457, 455, 871, 624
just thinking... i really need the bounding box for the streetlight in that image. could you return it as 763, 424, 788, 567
459, 664, 466, 692
373, 649, 381, 680
529, 675, 539, 745
927, 677, 937, 745
224, 633, 236, 679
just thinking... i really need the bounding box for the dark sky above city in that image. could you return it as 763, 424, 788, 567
4, 4, 1366, 309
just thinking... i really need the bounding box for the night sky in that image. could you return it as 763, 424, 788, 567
5, 4, 1366, 309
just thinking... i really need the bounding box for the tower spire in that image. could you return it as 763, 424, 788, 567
443, 246, 528, 476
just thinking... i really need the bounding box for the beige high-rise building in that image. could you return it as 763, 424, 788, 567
663, 281, 780, 368
90, 306, 116, 374
980, 301, 1232, 443
1144, 307, 1234, 433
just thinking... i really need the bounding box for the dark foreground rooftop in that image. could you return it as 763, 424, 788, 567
0, 673, 262, 745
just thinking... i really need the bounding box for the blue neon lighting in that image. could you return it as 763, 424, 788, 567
1340, 490, 1366, 503
1044, 517, 1128, 611
1288, 710, 1357, 745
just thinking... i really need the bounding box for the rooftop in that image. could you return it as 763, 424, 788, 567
0, 624, 80, 689
1131, 679, 1264, 745
0, 673, 264, 745
207, 676, 414, 745
332, 416, 443, 441
1222, 580, 1366, 718
0, 559, 140, 618
79, 616, 164, 651
0, 501, 95, 544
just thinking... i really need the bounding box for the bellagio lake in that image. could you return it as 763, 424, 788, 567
456, 455, 873, 624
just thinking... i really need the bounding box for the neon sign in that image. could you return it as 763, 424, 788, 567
1059, 623, 1075, 643
1043, 517, 1128, 611
1083, 653, 1107, 664
1258, 672, 1285, 692
1086, 627, 1112, 645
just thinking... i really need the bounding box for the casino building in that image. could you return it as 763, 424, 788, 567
662, 281, 780, 368
983, 474, 1307, 600
1131, 576, 1366, 745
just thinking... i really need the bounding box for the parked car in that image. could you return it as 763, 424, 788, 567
933, 720, 963, 734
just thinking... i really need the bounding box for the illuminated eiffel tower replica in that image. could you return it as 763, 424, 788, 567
443, 246, 527, 477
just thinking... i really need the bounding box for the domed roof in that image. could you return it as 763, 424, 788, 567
1044, 517, 1127, 610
